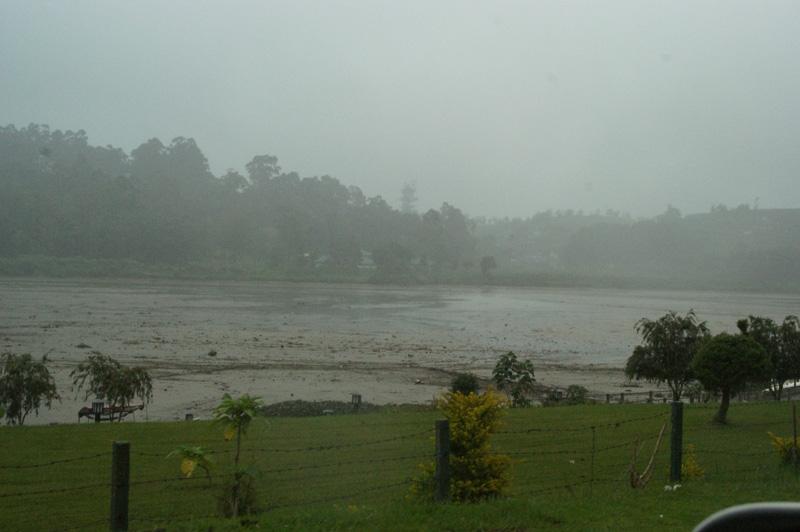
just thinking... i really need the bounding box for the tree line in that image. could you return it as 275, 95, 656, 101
2, 123, 798, 290
0, 124, 474, 278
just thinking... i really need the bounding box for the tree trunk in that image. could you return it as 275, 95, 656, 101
714, 389, 731, 424
671, 386, 681, 402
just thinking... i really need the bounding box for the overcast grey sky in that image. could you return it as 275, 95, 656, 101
2, 1, 799, 218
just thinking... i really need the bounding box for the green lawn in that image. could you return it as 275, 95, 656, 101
2, 402, 799, 531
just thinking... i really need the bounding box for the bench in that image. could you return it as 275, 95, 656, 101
78, 403, 144, 422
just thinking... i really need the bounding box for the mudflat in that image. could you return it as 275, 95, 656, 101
1, 278, 797, 424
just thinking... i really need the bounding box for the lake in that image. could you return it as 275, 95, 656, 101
1, 279, 798, 423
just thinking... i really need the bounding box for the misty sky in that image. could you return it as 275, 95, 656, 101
2, 1, 799, 218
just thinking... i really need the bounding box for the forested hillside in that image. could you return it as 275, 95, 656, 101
1, 123, 798, 291
0, 124, 473, 277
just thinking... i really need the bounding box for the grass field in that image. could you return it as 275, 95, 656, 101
2, 401, 800, 531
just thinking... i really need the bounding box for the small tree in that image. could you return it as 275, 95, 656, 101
691, 332, 770, 424
70, 354, 153, 421
0, 353, 60, 425
625, 310, 710, 401
450, 373, 480, 396
492, 351, 535, 407
213, 393, 264, 519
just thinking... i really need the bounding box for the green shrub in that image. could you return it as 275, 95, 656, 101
565, 385, 589, 405
450, 373, 480, 396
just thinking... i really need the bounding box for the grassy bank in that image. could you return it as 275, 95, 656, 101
2, 401, 800, 531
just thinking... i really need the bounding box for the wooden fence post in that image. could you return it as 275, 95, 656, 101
110, 441, 130, 532
435, 419, 450, 503
670, 402, 683, 483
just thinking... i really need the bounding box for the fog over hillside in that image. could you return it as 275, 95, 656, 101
1, 2, 799, 218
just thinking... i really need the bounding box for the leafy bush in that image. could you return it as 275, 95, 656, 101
410, 387, 512, 503
566, 385, 589, 405
492, 351, 535, 407
450, 373, 480, 396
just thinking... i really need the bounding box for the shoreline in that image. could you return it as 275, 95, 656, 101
29, 360, 660, 425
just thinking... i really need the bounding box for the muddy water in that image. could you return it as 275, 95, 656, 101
1, 279, 798, 424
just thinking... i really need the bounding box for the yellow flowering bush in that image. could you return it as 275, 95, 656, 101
768, 432, 799, 464
409, 386, 512, 503
681, 444, 704, 480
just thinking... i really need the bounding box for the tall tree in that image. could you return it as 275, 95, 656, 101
692, 332, 770, 424
245, 154, 280, 186
737, 315, 800, 401
625, 310, 710, 401
779, 316, 800, 396
400, 181, 418, 214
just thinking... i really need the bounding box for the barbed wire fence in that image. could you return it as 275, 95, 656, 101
2, 401, 798, 531
680, 401, 797, 482
495, 409, 674, 498
0, 422, 435, 531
